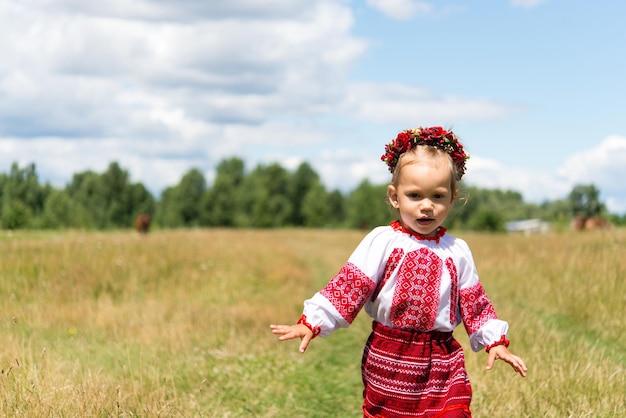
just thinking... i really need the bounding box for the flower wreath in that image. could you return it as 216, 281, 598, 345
380, 126, 469, 180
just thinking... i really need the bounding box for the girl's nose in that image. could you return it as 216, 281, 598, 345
420, 199, 434, 211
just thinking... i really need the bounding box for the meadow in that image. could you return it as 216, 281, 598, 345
0, 227, 624, 417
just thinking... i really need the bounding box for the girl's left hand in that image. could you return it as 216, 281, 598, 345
486, 345, 528, 377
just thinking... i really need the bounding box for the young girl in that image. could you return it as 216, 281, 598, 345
271, 127, 527, 417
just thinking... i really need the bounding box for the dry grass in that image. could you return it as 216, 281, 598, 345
0, 228, 624, 417
460, 230, 626, 417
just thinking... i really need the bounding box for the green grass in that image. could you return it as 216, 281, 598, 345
1, 228, 625, 417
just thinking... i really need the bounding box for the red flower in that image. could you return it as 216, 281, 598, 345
380, 126, 469, 180
395, 131, 411, 152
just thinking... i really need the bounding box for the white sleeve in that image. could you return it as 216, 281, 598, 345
455, 238, 510, 352
301, 227, 391, 337
303, 293, 349, 337
468, 318, 509, 352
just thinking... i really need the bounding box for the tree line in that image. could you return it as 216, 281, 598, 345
0, 159, 623, 232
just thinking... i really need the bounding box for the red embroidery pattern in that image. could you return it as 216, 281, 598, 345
447, 258, 458, 326
485, 335, 510, 353
297, 314, 321, 338
362, 322, 472, 417
390, 247, 442, 331
371, 248, 404, 302
390, 220, 447, 243
320, 262, 376, 324
459, 282, 498, 335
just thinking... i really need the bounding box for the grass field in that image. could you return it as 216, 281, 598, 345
1, 227, 624, 417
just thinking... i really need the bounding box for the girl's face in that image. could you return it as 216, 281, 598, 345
387, 159, 455, 238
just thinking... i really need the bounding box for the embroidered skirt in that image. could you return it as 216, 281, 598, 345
361, 321, 472, 417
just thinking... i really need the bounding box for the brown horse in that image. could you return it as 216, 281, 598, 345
135, 214, 151, 234
571, 216, 612, 231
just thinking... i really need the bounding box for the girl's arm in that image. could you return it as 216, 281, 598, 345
270, 227, 392, 353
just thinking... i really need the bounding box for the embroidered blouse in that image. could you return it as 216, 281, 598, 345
302, 222, 508, 352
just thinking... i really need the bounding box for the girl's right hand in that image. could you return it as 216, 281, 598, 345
270, 324, 314, 353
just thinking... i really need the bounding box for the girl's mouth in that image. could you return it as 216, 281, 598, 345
417, 218, 434, 226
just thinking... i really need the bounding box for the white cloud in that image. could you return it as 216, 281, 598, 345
558, 135, 626, 213
558, 135, 626, 182
510, 0, 548, 9
0, 0, 366, 137
315, 148, 389, 192
27, 0, 314, 21
464, 156, 570, 204
343, 82, 520, 125
0, 0, 366, 191
366, 0, 433, 20
460, 136, 626, 214
0, 0, 526, 198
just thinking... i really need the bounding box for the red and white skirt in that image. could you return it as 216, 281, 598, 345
361, 321, 472, 417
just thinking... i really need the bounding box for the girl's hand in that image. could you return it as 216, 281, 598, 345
486, 345, 528, 377
270, 324, 314, 353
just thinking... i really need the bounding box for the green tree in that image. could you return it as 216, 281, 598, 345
287, 162, 320, 226
100, 162, 138, 228
238, 163, 292, 227
178, 168, 207, 226
156, 186, 181, 227
0, 162, 48, 228
345, 180, 393, 229
1, 199, 32, 229
156, 168, 206, 228
302, 180, 330, 227
468, 208, 505, 232
203, 158, 245, 226
449, 186, 547, 231
568, 184, 605, 218
66, 170, 105, 228
327, 189, 346, 227
8, 163, 47, 213
127, 183, 156, 222
66, 163, 154, 229
538, 198, 572, 230
41, 189, 75, 228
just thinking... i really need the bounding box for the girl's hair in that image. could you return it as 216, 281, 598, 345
389, 145, 459, 193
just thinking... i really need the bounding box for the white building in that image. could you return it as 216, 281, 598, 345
505, 219, 551, 235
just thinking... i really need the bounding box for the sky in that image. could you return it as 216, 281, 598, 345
1, 0, 625, 214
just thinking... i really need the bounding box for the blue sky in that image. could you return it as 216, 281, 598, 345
1, 0, 625, 213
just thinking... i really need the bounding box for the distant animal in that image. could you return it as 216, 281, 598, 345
135, 214, 151, 234
572, 216, 612, 231
584, 216, 612, 230
571, 216, 586, 231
